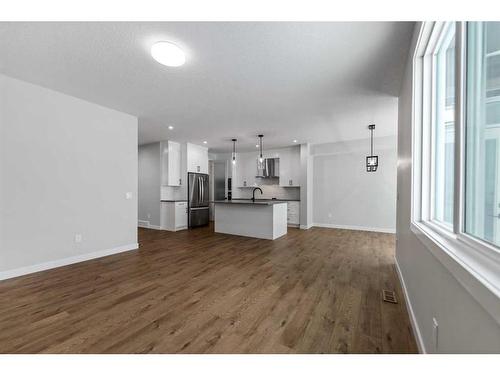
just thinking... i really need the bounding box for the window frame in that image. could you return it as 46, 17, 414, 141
411, 22, 500, 323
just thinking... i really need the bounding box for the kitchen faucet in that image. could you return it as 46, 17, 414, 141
252, 187, 263, 202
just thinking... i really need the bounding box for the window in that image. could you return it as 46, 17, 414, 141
432, 23, 455, 226
414, 22, 457, 231
465, 22, 500, 248
412, 22, 500, 304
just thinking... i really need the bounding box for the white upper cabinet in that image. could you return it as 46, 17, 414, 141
233, 152, 258, 187
187, 143, 208, 174
168, 141, 181, 186
232, 146, 300, 188
160, 141, 182, 186
279, 146, 300, 187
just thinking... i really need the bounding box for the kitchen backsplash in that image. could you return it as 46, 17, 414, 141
161, 179, 300, 201
233, 179, 300, 200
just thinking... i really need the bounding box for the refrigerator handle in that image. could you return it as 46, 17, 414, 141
202, 176, 205, 203
199, 176, 202, 203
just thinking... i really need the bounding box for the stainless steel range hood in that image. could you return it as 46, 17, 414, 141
256, 158, 279, 178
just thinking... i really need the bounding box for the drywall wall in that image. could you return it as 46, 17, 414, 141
396, 23, 500, 352
300, 143, 313, 229
0, 74, 138, 278
138, 143, 161, 228
312, 134, 398, 233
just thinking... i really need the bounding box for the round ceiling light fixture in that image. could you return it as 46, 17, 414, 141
151, 41, 186, 67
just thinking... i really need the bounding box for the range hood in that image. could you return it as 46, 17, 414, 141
256, 158, 279, 178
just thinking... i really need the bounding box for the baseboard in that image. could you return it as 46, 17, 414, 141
138, 220, 149, 228
394, 256, 426, 354
313, 222, 396, 234
299, 223, 313, 230
138, 220, 161, 230
0, 243, 139, 281
160, 226, 188, 232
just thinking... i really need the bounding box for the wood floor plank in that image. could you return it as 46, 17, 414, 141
0, 224, 417, 353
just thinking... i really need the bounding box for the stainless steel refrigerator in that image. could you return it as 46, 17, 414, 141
188, 172, 209, 227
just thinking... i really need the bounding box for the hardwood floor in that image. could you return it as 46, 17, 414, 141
0, 225, 418, 353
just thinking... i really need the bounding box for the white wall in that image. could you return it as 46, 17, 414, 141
312, 134, 398, 233
396, 24, 500, 353
0, 74, 138, 278
300, 143, 313, 229
138, 143, 161, 228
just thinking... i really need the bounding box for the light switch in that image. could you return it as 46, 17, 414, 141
125, 192, 133, 200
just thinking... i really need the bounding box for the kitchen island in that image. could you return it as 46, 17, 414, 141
212, 200, 287, 240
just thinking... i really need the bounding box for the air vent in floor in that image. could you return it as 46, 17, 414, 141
382, 289, 398, 304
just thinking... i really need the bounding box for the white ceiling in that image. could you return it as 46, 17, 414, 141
0, 22, 414, 152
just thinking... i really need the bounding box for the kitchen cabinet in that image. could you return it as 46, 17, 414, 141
161, 141, 182, 186
279, 146, 301, 187
286, 201, 300, 226
168, 141, 181, 186
161, 201, 188, 231
233, 153, 258, 188
187, 143, 208, 174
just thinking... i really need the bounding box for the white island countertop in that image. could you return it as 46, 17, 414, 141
213, 200, 287, 240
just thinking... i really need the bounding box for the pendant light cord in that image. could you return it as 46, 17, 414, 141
370, 128, 373, 156
368, 124, 375, 157
258, 134, 263, 159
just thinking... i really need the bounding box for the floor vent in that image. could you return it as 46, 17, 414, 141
382, 290, 398, 304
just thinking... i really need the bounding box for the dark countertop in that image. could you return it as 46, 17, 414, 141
162, 199, 299, 203
230, 198, 300, 202
212, 199, 287, 206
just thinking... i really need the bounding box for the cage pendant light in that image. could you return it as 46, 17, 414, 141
231, 139, 237, 165
366, 124, 378, 172
257, 134, 264, 169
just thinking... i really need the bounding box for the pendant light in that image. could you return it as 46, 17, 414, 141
257, 134, 264, 169
366, 124, 378, 172
231, 139, 237, 165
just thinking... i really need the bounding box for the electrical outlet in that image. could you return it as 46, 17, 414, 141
432, 317, 439, 352
75, 234, 82, 243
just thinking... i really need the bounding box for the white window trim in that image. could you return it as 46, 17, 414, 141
411, 22, 500, 325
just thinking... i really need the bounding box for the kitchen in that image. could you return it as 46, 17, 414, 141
138, 136, 304, 239
4, 14, 498, 358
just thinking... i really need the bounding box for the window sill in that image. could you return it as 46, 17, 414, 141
410, 221, 500, 325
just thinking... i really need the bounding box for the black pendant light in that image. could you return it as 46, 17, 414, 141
366, 124, 378, 172
257, 134, 264, 168
231, 138, 237, 165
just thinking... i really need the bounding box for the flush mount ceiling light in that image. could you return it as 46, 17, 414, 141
203, 141, 207, 144
293, 140, 298, 143
168, 125, 174, 130
151, 41, 186, 67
